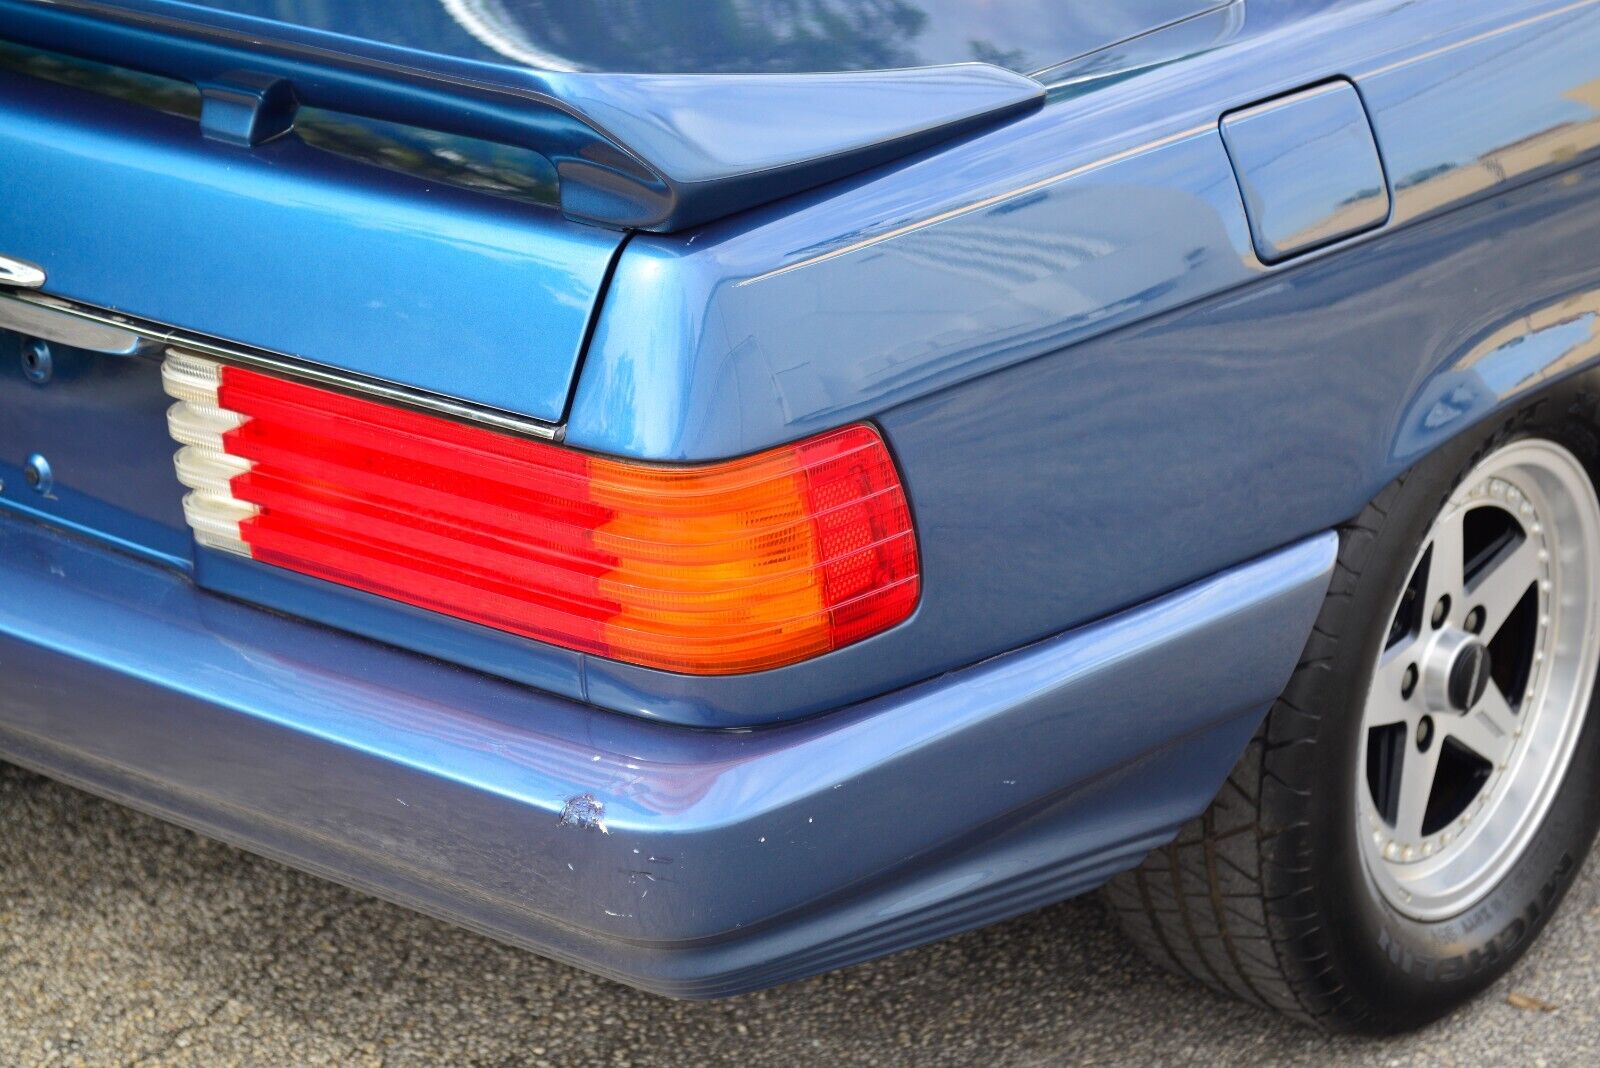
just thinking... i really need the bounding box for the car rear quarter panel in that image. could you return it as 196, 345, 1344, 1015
563, 0, 1600, 723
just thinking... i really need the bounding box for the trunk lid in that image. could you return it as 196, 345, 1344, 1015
0, 55, 621, 424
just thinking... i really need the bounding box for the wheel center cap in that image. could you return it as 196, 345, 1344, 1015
1446, 640, 1492, 711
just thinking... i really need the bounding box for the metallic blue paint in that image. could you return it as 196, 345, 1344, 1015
1219, 79, 1390, 263
554, 0, 1600, 726
0, 0, 1598, 993
0, 335, 189, 568
0, 68, 620, 423
566, 0, 1600, 462
0, 0, 1596, 730
196, 546, 589, 707
0, 507, 1333, 995
56, 138, 1598, 732
1361, 3, 1600, 229
195, 68, 295, 146
567, 125, 1257, 458
875, 154, 1600, 687
0, 0, 1046, 231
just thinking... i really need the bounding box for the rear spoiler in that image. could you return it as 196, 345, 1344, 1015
0, 0, 1045, 231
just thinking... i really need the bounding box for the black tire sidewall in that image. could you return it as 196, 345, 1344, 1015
1299, 378, 1600, 1030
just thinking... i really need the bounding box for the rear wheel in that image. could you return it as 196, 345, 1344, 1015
1105, 379, 1600, 1031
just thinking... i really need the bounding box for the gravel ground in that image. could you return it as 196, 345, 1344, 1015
2, 760, 1597, 1067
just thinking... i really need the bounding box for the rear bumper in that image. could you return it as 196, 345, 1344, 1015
0, 514, 1334, 997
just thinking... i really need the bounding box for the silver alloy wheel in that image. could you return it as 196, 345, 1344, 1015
1357, 439, 1600, 921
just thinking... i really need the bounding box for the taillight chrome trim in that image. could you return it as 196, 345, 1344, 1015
0, 288, 564, 441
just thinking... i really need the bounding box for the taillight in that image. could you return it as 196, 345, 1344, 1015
161, 351, 919, 674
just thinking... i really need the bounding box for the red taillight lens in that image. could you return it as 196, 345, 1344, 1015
162, 352, 919, 674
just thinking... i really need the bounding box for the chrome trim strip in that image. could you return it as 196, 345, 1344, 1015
0, 253, 47, 289
0, 290, 564, 441
0, 290, 141, 354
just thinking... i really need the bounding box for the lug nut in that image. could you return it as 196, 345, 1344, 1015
1464, 606, 1485, 634
1417, 715, 1434, 752
1401, 663, 1419, 699
1431, 594, 1451, 628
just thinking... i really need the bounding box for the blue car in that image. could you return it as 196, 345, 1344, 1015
1, 0, 1598, 1032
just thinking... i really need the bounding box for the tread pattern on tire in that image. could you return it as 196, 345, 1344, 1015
1103, 478, 1404, 1031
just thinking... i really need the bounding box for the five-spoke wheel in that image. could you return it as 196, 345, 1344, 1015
1358, 440, 1600, 919
1110, 389, 1600, 1031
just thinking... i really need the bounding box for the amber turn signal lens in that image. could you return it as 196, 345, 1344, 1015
162, 351, 920, 674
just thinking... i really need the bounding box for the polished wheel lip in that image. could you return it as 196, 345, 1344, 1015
1356, 439, 1600, 922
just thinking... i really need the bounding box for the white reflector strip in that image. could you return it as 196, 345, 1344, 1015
161, 351, 255, 556
160, 349, 227, 403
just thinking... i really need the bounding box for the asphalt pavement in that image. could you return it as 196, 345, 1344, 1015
2, 759, 1596, 1067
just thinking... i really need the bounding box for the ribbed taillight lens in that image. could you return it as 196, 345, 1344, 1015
161, 352, 919, 674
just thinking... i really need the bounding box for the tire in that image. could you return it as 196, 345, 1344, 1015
1105, 374, 1600, 1033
